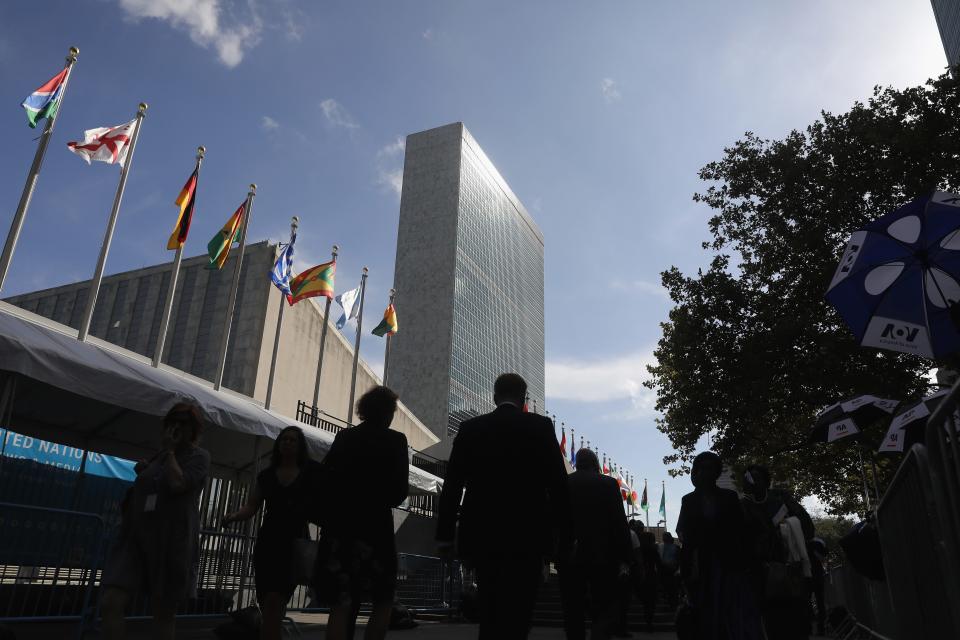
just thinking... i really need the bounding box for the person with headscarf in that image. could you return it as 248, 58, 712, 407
676, 452, 761, 640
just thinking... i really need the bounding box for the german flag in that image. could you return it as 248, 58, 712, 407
167, 168, 198, 250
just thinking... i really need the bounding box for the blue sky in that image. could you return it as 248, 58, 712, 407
0, 0, 949, 525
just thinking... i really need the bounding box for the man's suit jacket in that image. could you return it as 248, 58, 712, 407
566, 470, 632, 568
436, 404, 570, 563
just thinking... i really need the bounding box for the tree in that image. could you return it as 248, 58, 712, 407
647, 73, 960, 514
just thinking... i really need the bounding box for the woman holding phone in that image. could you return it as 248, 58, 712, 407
99, 403, 211, 640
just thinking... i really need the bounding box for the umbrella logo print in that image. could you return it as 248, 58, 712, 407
880, 324, 920, 343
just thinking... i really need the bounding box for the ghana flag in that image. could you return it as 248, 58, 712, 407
288, 260, 336, 305
371, 303, 398, 337
167, 168, 198, 250
207, 203, 245, 269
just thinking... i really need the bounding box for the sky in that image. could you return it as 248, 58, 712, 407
0, 0, 950, 527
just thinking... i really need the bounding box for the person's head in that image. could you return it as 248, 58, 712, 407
272, 426, 309, 468
574, 448, 600, 473
630, 520, 645, 534
493, 373, 527, 407
663, 532, 674, 544
691, 451, 722, 489
163, 403, 203, 449
743, 464, 771, 499
356, 385, 399, 427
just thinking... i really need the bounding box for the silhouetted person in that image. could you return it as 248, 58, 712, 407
658, 532, 681, 610
808, 538, 827, 637
313, 386, 409, 640
100, 403, 211, 640
437, 373, 570, 639
631, 523, 661, 633
741, 465, 813, 640
559, 449, 632, 640
223, 426, 320, 640
676, 452, 761, 640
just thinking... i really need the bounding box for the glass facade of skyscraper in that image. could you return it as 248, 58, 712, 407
932, 0, 960, 69
446, 137, 546, 435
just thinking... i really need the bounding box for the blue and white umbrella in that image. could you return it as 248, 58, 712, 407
826, 191, 960, 360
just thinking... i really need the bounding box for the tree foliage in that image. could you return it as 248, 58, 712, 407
647, 73, 960, 514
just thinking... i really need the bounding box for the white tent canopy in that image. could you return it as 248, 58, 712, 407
0, 302, 441, 495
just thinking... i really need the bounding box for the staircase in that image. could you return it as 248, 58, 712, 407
532, 572, 676, 633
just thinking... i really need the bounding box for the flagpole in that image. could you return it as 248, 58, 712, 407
662, 479, 666, 530
645, 478, 650, 527
346, 267, 369, 425
0, 46, 80, 295
312, 245, 338, 411
214, 184, 257, 390
78, 102, 148, 342
265, 216, 298, 411
382, 288, 396, 386
152, 146, 205, 367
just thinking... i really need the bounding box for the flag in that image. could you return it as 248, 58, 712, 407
559, 428, 567, 456
658, 485, 666, 521
289, 260, 335, 305
631, 488, 639, 505
167, 168, 198, 250
270, 235, 297, 300
603, 458, 609, 475
22, 67, 68, 128
570, 438, 576, 466
207, 203, 245, 270
336, 285, 361, 329
640, 482, 649, 512
66, 119, 137, 166
372, 303, 398, 337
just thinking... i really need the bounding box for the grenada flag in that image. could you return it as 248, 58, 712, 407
22, 68, 68, 128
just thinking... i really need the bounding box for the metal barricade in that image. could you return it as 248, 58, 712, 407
875, 375, 960, 639
824, 563, 896, 638
0, 501, 106, 633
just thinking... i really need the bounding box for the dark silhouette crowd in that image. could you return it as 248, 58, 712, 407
95, 374, 822, 640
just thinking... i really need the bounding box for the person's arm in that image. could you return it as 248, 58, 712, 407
542, 419, 572, 556
436, 426, 468, 549
223, 482, 264, 525
163, 447, 209, 494
609, 479, 633, 566
388, 432, 410, 508
784, 491, 815, 540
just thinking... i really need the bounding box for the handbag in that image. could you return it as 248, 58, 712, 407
291, 526, 319, 586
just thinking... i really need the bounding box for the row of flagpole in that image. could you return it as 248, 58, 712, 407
546, 411, 669, 527
5, 47, 401, 424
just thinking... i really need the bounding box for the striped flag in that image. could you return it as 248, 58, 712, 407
371, 303, 398, 337
658, 484, 666, 521
559, 428, 566, 456
167, 168, 199, 250
640, 481, 649, 512
66, 120, 137, 166
270, 233, 297, 300
207, 204, 245, 270
289, 260, 336, 305
22, 68, 68, 128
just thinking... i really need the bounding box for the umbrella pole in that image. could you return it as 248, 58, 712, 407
869, 451, 881, 503
857, 447, 872, 512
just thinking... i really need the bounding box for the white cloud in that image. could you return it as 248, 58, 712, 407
378, 168, 403, 197
546, 351, 658, 421
422, 28, 434, 41
378, 137, 406, 157
117, 0, 261, 68
261, 115, 280, 131
610, 278, 669, 299
600, 77, 621, 103
320, 98, 360, 129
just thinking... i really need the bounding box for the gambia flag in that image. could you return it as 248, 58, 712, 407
288, 260, 336, 305
167, 168, 198, 250
22, 68, 68, 128
207, 203, 245, 269
372, 303, 398, 337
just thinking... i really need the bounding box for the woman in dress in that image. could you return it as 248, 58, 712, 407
100, 403, 211, 640
313, 386, 409, 640
223, 426, 319, 640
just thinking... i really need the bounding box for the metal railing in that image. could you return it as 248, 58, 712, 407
873, 376, 960, 639
296, 400, 448, 479
0, 501, 106, 638
824, 563, 895, 639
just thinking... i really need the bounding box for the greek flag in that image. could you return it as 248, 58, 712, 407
270, 233, 296, 299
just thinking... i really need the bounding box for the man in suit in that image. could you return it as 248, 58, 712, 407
559, 448, 632, 640
437, 373, 570, 639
